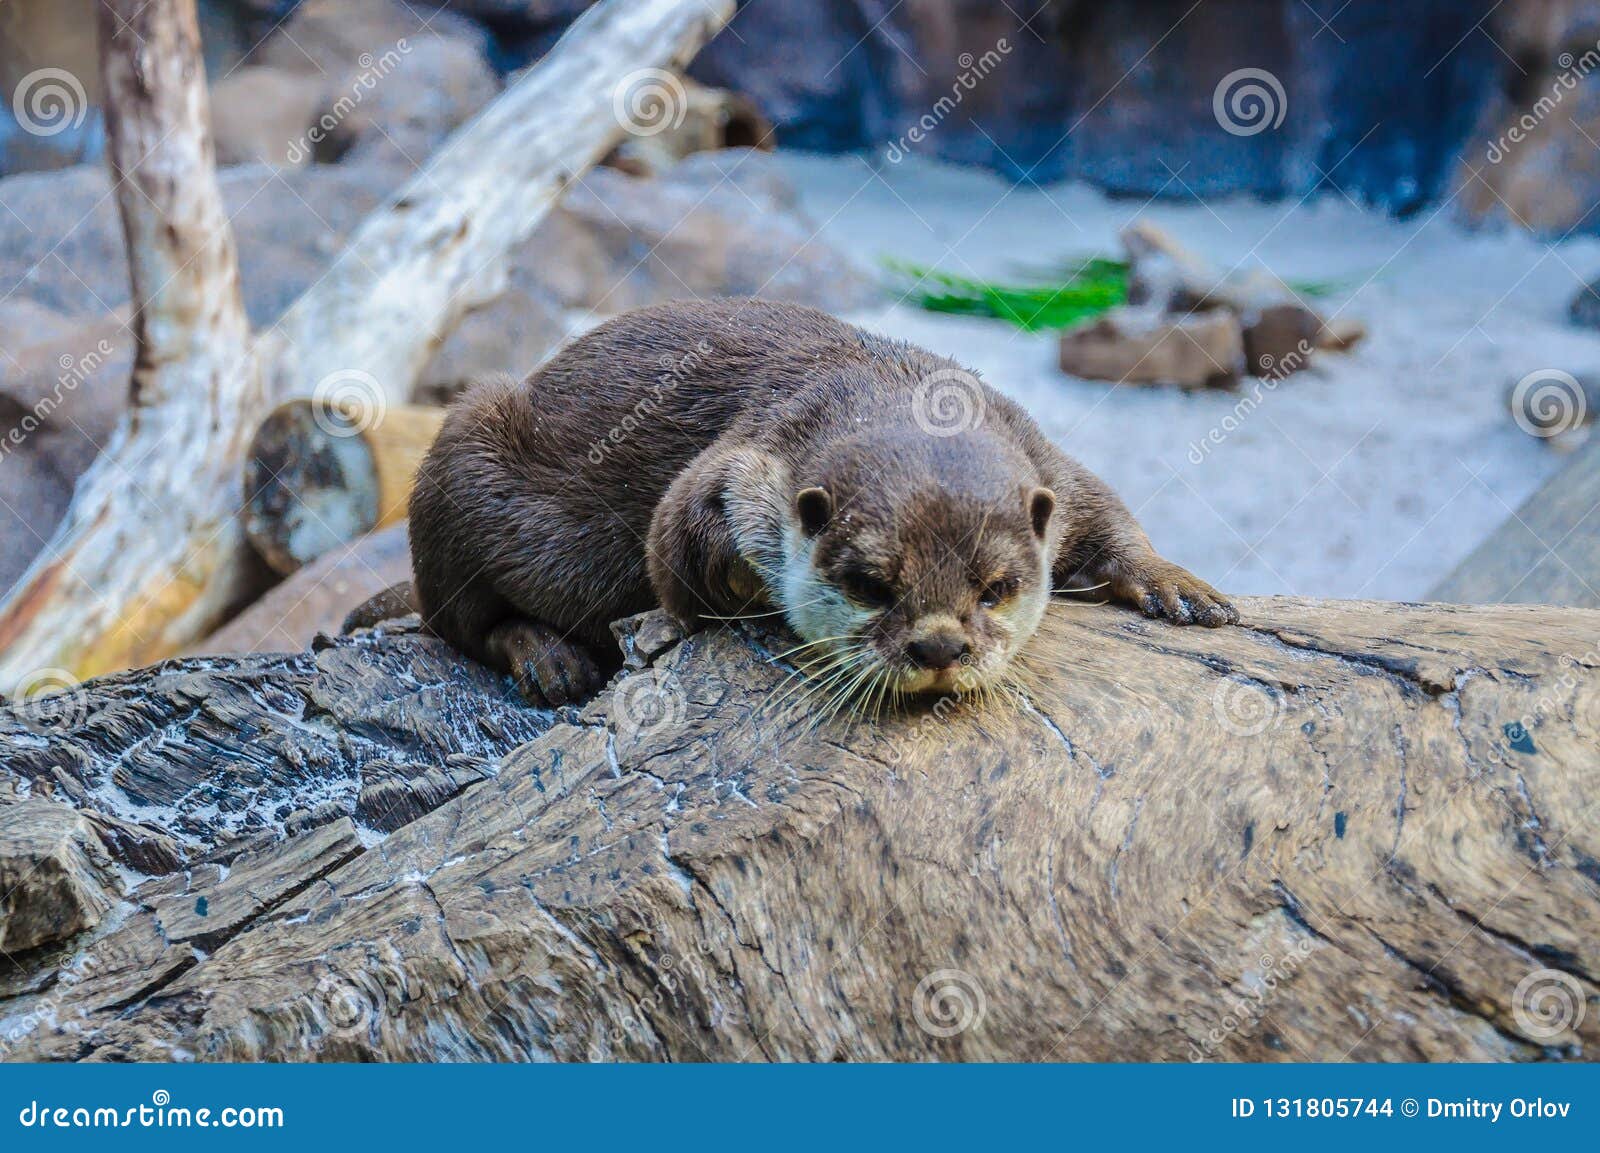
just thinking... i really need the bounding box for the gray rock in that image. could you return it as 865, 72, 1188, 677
514, 151, 879, 314
415, 286, 569, 405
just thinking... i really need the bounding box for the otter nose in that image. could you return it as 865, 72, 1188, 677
906, 633, 970, 671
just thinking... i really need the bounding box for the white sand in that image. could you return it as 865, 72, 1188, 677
772, 152, 1597, 601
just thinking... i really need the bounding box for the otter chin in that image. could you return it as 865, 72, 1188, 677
407, 298, 1238, 711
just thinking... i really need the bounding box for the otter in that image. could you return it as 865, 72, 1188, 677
407, 298, 1237, 708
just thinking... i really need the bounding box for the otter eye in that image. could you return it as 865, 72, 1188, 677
979, 577, 1019, 608
840, 570, 896, 608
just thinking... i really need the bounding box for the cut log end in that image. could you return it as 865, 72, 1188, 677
244, 399, 442, 575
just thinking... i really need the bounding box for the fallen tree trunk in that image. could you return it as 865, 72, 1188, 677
0, 0, 735, 693
2, 597, 1596, 1061
1431, 436, 1600, 608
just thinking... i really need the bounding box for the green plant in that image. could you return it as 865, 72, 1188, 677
886, 257, 1343, 332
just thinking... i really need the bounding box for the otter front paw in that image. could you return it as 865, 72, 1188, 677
1106, 556, 1239, 627
488, 619, 605, 706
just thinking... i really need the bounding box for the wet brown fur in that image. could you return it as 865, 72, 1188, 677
408, 298, 1236, 705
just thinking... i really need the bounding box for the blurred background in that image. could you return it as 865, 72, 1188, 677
1, 0, 1596, 658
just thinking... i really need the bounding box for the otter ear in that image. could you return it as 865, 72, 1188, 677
1028, 487, 1056, 539
796, 487, 833, 536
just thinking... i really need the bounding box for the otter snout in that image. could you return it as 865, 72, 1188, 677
905, 631, 970, 671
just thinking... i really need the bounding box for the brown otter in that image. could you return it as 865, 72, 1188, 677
407, 298, 1237, 707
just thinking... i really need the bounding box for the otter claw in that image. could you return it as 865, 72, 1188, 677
1117, 560, 1237, 628
488, 619, 605, 707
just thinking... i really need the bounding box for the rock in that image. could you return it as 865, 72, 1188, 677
0, 797, 120, 954
1058, 307, 1244, 389
515, 151, 878, 314
1572, 277, 1600, 330
334, 35, 501, 172
0, 309, 133, 595
0, 162, 397, 325
683, 0, 1499, 213
194, 523, 412, 656
1315, 315, 1367, 352
414, 287, 568, 405
1240, 303, 1324, 379
209, 67, 326, 168
250, 0, 490, 77
1457, 71, 1600, 232
246, 0, 498, 172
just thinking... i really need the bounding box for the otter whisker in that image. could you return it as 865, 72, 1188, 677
781, 644, 869, 719
817, 660, 880, 730
767, 657, 858, 720
1057, 581, 1110, 595
768, 633, 858, 662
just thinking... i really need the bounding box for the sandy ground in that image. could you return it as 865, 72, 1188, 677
770, 152, 1598, 602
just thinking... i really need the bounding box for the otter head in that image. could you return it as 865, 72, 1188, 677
777, 429, 1057, 704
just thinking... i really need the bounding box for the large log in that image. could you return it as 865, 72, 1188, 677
0, 0, 736, 693
2, 598, 1596, 1062
1432, 436, 1600, 608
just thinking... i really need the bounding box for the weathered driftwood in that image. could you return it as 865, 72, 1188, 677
1432, 436, 1600, 608
2, 597, 1597, 1062
244, 403, 442, 575
0, 0, 736, 693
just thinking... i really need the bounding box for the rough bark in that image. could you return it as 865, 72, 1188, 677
0, 0, 735, 694
1431, 437, 1600, 609
2, 598, 1597, 1062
